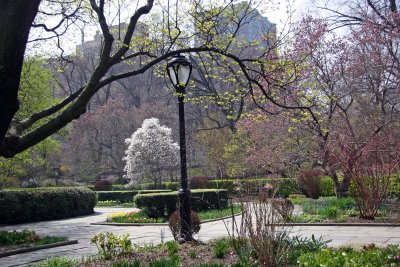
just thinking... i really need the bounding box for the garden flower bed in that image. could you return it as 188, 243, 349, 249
106, 205, 242, 224
0, 229, 75, 257
289, 197, 400, 224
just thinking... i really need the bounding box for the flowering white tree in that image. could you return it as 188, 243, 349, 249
124, 118, 179, 186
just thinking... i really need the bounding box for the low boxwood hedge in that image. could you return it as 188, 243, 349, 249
0, 187, 96, 224
134, 189, 228, 218
96, 190, 172, 203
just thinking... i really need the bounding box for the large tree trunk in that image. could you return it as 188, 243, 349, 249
330, 171, 351, 198
0, 0, 41, 145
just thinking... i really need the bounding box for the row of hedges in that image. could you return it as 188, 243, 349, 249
0, 187, 96, 224
87, 182, 180, 192
206, 177, 336, 197
134, 189, 228, 218
96, 190, 171, 203
89, 177, 338, 198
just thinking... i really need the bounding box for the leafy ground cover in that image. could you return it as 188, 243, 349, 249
298, 244, 400, 266
0, 229, 67, 254
29, 233, 400, 267
289, 197, 400, 223
106, 205, 242, 224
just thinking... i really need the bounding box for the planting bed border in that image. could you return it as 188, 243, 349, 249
90, 221, 400, 227
0, 240, 78, 258
285, 222, 400, 227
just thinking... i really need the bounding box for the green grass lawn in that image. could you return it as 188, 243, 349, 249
106, 205, 242, 224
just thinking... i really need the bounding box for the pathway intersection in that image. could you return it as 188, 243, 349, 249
1, 207, 399, 266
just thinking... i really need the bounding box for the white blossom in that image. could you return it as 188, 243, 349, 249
123, 118, 179, 185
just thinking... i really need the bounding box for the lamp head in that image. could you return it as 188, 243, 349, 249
166, 54, 192, 90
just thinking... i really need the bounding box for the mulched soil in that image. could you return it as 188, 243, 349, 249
79, 241, 239, 267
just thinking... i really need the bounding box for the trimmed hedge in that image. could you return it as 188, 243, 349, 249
134, 189, 228, 218
208, 178, 298, 197
96, 190, 172, 203
0, 187, 96, 224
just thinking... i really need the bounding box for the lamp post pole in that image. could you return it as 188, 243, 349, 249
166, 54, 192, 242
176, 85, 191, 242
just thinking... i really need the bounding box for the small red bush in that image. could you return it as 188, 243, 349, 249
190, 176, 210, 189
168, 210, 201, 240
296, 169, 325, 199
94, 179, 113, 191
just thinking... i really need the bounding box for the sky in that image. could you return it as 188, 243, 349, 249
27, 0, 313, 56
263, 0, 312, 26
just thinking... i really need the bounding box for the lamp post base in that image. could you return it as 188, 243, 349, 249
178, 188, 192, 242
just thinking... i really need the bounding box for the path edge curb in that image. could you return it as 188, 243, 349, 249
0, 240, 78, 258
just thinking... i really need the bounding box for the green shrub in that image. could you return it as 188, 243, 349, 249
134, 189, 228, 218
320, 207, 338, 219
90, 232, 132, 260
213, 239, 230, 258
320, 177, 335, 197
94, 179, 113, 191
0, 187, 96, 224
162, 241, 180, 256
276, 178, 299, 197
285, 235, 330, 265
135, 192, 177, 218
96, 190, 171, 203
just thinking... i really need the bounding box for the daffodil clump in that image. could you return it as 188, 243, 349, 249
106, 211, 164, 223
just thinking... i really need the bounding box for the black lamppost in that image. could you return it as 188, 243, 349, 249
166, 54, 193, 242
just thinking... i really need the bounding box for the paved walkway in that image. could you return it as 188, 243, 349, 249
0, 207, 399, 266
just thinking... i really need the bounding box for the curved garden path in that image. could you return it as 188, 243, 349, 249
0, 207, 399, 267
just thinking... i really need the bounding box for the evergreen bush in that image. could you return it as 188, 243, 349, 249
134, 189, 228, 218
0, 187, 96, 223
